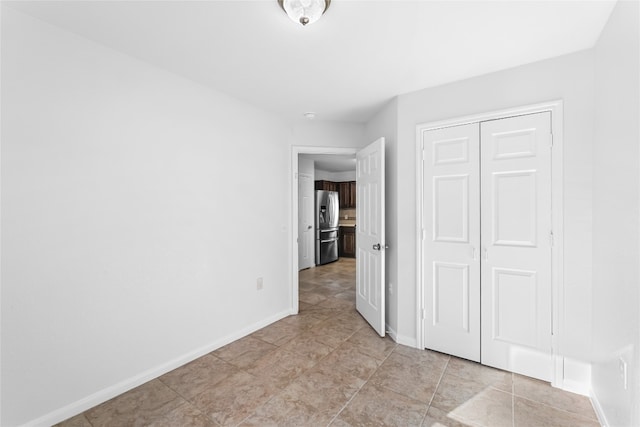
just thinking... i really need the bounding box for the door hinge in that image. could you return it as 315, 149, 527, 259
421, 228, 426, 241
549, 230, 554, 247
421, 308, 426, 320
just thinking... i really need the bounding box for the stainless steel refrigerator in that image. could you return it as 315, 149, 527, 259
315, 190, 339, 265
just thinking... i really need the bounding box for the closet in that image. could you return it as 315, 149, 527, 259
420, 111, 553, 381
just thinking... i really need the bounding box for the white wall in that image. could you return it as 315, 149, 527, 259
591, 1, 640, 425
299, 157, 315, 177
1, 8, 291, 426
392, 51, 596, 382
314, 170, 356, 182
291, 121, 365, 149
364, 99, 400, 340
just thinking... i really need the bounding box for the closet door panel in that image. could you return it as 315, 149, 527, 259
480, 112, 553, 381
422, 123, 480, 362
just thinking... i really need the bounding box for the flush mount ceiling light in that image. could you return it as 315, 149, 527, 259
278, 0, 331, 26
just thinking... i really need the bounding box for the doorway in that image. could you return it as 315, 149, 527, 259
416, 101, 565, 386
290, 147, 358, 315
291, 139, 387, 337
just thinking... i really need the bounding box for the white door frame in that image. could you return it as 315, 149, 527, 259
415, 100, 565, 387
290, 146, 358, 315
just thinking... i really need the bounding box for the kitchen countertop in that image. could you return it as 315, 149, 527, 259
339, 223, 356, 227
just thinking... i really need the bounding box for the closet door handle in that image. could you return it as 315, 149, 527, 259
471, 246, 477, 260
483, 247, 489, 261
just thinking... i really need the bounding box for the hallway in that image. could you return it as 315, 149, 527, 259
59, 258, 599, 426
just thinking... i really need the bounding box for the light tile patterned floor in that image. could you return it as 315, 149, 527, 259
58, 258, 600, 426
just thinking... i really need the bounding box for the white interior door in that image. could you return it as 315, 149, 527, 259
356, 138, 386, 336
480, 112, 553, 381
298, 172, 315, 270
422, 123, 481, 362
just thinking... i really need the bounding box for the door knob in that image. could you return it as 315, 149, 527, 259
307, 225, 312, 230
373, 243, 381, 251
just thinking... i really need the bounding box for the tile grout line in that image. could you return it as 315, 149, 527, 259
428, 355, 450, 408
512, 373, 515, 427
421, 354, 451, 424
325, 342, 399, 426
233, 300, 363, 427
158, 375, 225, 427
514, 394, 602, 423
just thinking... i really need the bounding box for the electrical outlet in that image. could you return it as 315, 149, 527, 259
257, 277, 263, 291
619, 357, 628, 390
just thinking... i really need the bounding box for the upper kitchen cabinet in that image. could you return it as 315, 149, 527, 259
315, 180, 337, 192
338, 181, 357, 208
349, 181, 356, 208
316, 180, 356, 208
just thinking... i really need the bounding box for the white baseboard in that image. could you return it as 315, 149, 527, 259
560, 357, 592, 396
384, 324, 418, 348
395, 334, 418, 348
385, 324, 398, 342
24, 309, 292, 427
590, 389, 609, 427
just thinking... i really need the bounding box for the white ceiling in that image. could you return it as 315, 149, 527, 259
301, 153, 356, 172
7, 0, 616, 123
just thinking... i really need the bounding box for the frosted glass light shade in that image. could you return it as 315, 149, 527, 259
280, 0, 330, 26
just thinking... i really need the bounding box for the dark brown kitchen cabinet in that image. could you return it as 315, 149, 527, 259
316, 180, 356, 208
339, 182, 351, 207
339, 226, 356, 258
337, 181, 357, 208
315, 180, 337, 192
349, 181, 356, 208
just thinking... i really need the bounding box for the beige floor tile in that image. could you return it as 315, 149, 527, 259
329, 418, 353, 427
369, 351, 445, 403
279, 365, 365, 414
299, 291, 329, 305
445, 357, 513, 392
314, 330, 355, 348
514, 396, 601, 427
422, 406, 475, 427
240, 395, 335, 427
279, 333, 335, 361
277, 311, 328, 330
513, 374, 597, 420
297, 300, 315, 312
445, 387, 513, 427
347, 326, 397, 361
317, 341, 382, 381
394, 346, 450, 365
431, 371, 501, 413
318, 316, 363, 335
317, 296, 356, 310
337, 382, 428, 426
250, 321, 301, 346
190, 371, 281, 426
53, 414, 93, 427
245, 347, 318, 388
148, 401, 216, 427
85, 380, 184, 427
212, 335, 277, 370
159, 354, 240, 400
335, 290, 357, 301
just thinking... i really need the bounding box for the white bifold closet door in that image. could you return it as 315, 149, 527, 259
480, 112, 552, 380
423, 123, 481, 362
423, 112, 553, 381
